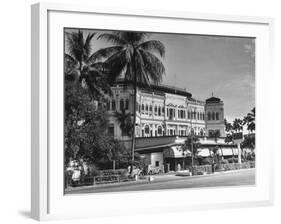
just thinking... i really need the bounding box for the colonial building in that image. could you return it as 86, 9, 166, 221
106, 81, 225, 140
105, 81, 236, 172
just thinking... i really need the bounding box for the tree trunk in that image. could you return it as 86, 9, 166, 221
130, 52, 137, 173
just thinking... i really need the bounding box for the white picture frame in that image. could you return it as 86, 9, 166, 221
31, 2, 274, 221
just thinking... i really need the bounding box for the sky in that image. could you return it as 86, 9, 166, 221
65, 28, 255, 122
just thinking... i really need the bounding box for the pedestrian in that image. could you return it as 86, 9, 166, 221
177, 163, 181, 171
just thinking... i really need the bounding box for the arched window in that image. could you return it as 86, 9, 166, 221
157, 126, 163, 135
111, 100, 116, 111
145, 104, 148, 111
200, 129, 204, 136
162, 106, 165, 115
144, 125, 150, 134
106, 100, 110, 110
149, 105, 153, 112
125, 99, 129, 110
169, 108, 173, 120
158, 107, 161, 116
212, 112, 215, 120
141, 104, 144, 111
120, 99, 124, 110
203, 113, 205, 120
208, 112, 211, 120
188, 110, 191, 119
216, 112, 219, 120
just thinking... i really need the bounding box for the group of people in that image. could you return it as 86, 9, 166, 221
65, 158, 90, 187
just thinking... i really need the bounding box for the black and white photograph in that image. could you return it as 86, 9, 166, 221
64, 28, 256, 194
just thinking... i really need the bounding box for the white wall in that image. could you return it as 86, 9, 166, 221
0, 0, 280, 224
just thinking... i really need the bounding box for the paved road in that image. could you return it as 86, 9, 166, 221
66, 169, 255, 194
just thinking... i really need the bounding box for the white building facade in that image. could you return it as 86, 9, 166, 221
106, 82, 225, 140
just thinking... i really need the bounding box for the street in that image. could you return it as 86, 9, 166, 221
66, 168, 255, 194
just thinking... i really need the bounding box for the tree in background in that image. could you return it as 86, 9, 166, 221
64, 80, 108, 163
224, 118, 233, 143
115, 108, 133, 138
65, 29, 115, 100
232, 118, 243, 133
209, 129, 221, 142
182, 135, 201, 169
98, 31, 166, 169
243, 107, 255, 133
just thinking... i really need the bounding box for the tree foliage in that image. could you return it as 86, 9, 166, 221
65, 30, 115, 100
182, 135, 201, 157
64, 80, 128, 168
115, 109, 133, 137
243, 107, 255, 132
98, 31, 166, 165
98, 31, 166, 86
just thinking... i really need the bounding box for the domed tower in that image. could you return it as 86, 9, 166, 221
205, 96, 226, 137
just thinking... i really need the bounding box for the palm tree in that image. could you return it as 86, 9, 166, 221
243, 107, 255, 132
182, 135, 201, 170
232, 118, 243, 133
209, 130, 221, 165
224, 118, 233, 133
115, 108, 133, 138
65, 29, 116, 100
98, 31, 166, 169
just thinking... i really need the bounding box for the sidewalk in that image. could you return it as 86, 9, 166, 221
65, 168, 255, 193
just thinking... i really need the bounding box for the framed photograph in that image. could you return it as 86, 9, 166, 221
31, 2, 274, 221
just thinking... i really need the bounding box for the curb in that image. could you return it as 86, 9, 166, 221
65, 168, 255, 193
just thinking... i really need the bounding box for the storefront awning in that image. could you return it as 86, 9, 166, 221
221, 148, 235, 156
197, 148, 213, 157
163, 146, 191, 158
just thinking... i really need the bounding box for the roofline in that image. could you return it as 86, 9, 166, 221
114, 80, 192, 98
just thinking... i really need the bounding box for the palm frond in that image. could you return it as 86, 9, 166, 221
103, 50, 128, 77
120, 32, 150, 44
84, 32, 96, 57
98, 33, 127, 45
134, 51, 151, 86
66, 31, 84, 62
87, 46, 124, 64
139, 49, 165, 84
138, 40, 165, 57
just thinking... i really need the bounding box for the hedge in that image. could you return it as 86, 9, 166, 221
217, 161, 255, 171
190, 165, 212, 175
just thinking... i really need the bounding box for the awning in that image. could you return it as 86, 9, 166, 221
221, 148, 235, 156
197, 148, 213, 157
163, 146, 191, 158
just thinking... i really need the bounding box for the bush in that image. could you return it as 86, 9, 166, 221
201, 157, 213, 165
87, 164, 101, 176
99, 169, 128, 177
227, 158, 238, 163
218, 161, 255, 171
191, 165, 212, 175
220, 159, 229, 164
